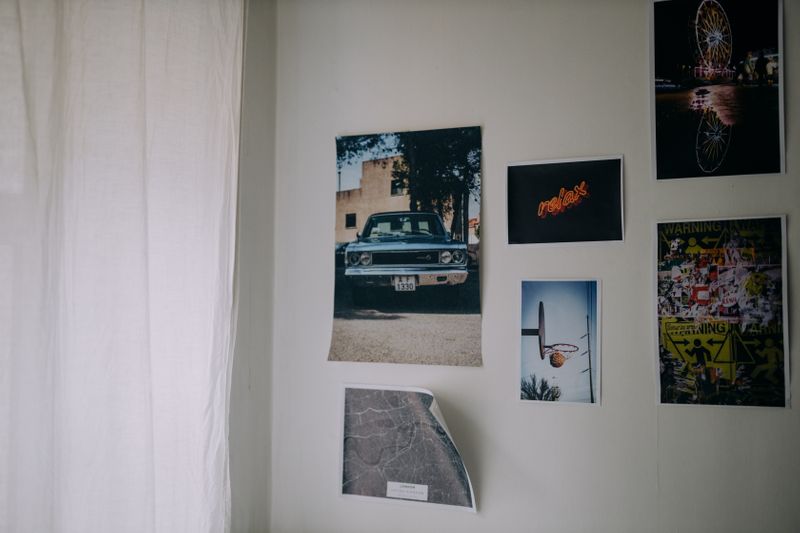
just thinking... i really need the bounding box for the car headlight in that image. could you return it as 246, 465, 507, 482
440, 250, 452, 264
359, 252, 372, 266
347, 252, 361, 266
452, 250, 466, 264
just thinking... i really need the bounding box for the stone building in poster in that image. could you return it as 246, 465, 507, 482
335, 156, 410, 244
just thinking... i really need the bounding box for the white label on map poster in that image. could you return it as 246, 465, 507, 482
386, 481, 428, 501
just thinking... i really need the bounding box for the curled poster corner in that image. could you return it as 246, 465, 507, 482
341, 385, 476, 512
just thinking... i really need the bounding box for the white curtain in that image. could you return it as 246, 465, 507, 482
0, 1, 243, 531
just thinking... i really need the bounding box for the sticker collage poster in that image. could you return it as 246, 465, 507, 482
656, 216, 788, 406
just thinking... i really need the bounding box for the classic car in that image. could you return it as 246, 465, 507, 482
345, 211, 468, 295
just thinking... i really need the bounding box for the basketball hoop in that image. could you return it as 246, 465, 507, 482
522, 302, 580, 367
542, 343, 579, 368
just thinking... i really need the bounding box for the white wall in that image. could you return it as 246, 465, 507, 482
231, 1, 276, 531
262, 1, 800, 531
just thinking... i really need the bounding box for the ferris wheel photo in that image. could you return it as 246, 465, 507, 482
652, 0, 784, 180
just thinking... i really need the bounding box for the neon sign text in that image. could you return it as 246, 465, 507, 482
537, 180, 589, 219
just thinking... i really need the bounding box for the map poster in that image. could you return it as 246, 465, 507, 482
341, 385, 476, 511
330, 126, 482, 366
520, 280, 600, 404
656, 216, 788, 407
652, 0, 784, 179
507, 156, 623, 245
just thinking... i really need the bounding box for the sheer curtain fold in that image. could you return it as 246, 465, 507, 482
1, 1, 243, 532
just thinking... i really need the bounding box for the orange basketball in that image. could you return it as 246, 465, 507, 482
550, 352, 565, 368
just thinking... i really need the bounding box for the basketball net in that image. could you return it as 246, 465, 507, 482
542, 343, 579, 368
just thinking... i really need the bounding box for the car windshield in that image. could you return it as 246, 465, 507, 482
362, 213, 446, 238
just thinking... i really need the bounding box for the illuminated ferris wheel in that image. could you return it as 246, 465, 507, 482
695, 0, 733, 71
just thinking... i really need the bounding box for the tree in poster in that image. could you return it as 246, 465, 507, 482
520, 374, 562, 402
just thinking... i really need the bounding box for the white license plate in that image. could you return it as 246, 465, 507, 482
393, 276, 416, 292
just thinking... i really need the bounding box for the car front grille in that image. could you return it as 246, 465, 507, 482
371, 251, 440, 265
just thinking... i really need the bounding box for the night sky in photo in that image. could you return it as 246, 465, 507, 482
654, 0, 779, 78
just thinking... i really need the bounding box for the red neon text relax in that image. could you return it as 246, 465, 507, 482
537, 180, 589, 219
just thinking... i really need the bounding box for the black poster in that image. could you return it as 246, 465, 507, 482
507, 157, 623, 245
652, 0, 783, 179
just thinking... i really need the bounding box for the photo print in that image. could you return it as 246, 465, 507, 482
656, 216, 788, 406
507, 156, 623, 245
652, 0, 784, 179
520, 280, 600, 404
341, 386, 476, 511
330, 126, 482, 366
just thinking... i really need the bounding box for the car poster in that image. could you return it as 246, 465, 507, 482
329, 126, 482, 366
341, 385, 476, 511
651, 0, 784, 179
520, 280, 600, 404
656, 216, 788, 406
507, 156, 623, 245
